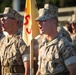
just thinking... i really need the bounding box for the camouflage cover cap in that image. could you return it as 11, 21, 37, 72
0, 7, 23, 22
35, 4, 58, 21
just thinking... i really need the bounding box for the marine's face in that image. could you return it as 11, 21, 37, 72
1, 17, 17, 33
38, 18, 54, 35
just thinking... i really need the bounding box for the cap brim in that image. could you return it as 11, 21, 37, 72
35, 17, 43, 21
35, 16, 48, 21
0, 13, 7, 18
35, 15, 52, 21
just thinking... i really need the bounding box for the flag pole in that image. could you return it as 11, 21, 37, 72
30, 39, 34, 75
30, 0, 39, 74
23, 0, 39, 75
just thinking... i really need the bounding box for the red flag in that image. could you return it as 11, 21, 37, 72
23, 0, 39, 46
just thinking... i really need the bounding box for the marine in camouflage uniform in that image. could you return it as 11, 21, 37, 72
0, 30, 29, 75
34, 26, 72, 74
38, 34, 76, 75
0, 7, 30, 75
69, 14, 76, 49
35, 4, 76, 75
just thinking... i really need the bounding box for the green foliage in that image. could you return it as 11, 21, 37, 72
0, 0, 76, 12
36, 0, 44, 9
64, 0, 76, 7
0, 0, 12, 13
50, 0, 57, 4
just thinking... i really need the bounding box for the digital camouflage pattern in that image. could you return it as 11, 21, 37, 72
0, 7, 23, 24
71, 34, 76, 49
0, 7, 24, 29
57, 26, 72, 42
34, 34, 45, 74
35, 4, 58, 21
0, 33, 4, 75
0, 30, 30, 75
38, 34, 76, 75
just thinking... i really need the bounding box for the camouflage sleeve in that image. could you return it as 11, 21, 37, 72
59, 39, 76, 66
0, 37, 5, 57
64, 56, 76, 66
18, 38, 30, 61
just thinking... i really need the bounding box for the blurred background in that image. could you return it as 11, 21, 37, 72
0, 0, 76, 12
0, 0, 76, 25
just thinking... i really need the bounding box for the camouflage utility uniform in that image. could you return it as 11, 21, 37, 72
38, 34, 76, 75
57, 26, 72, 42
0, 30, 30, 75
0, 33, 4, 75
34, 34, 45, 74
71, 34, 76, 49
